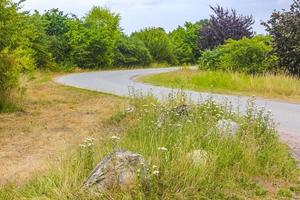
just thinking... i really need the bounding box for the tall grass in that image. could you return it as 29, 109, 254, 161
140, 69, 300, 102
0, 93, 299, 199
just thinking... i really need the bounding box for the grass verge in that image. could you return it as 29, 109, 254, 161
0, 71, 125, 186
139, 68, 300, 103
1, 92, 299, 199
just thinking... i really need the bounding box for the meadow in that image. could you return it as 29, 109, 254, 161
1, 91, 299, 199
140, 68, 300, 103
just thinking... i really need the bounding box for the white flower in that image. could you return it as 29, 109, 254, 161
87, 142, 93, 147
79, 144, 86, 148
158, 147, 168, 152
175, 123, 183, 127
111, 135, 120, 140
125, 106, 135, 113
153, 170, 159, 176
152, 165, 158, 169
84, 137, 95, 143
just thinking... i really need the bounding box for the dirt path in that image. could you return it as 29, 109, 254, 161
280, 132, 300, 163
0, 74, 125, 186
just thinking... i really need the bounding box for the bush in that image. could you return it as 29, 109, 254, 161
0, 53, 20, 112
132, 27, 176, 65
199, 36, 278, 74
114, 36, 152, 67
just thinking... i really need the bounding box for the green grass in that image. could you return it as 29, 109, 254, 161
139, 69, 300, 103
0, 93, 299, 199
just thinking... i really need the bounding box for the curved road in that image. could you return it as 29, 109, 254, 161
55, 67, 300, 135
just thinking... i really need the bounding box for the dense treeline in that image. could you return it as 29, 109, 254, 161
0, 0, 300, 111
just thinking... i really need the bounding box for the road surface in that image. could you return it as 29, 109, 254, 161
55, 67, 300, 135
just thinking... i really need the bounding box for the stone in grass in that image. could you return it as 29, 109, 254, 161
83, 150, 148, 193
187, 149, 209, 165
216, 119, 239, 135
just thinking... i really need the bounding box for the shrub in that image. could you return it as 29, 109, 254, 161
114, 36, 152, 67
0, 53, 20, 112
199, 36, 278, 74
263, 0, 300, 76
132, 27, 176, 65
199, 5, 254, 50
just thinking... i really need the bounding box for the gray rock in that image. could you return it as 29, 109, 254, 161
216, 119, 239, 135
187, 149, 209, 165
83, 150, 147, 193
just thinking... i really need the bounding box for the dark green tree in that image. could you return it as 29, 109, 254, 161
263, 0, 300, 76
114, 36, 152, 67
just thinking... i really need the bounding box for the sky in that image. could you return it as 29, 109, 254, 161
21, 0, 292, 34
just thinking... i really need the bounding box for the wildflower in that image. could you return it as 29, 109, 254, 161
158, 147, 168, 152
175, 123, 183, 127
125, 106, 135, 113
153, 170, 159, 176
111, 135, 120, 140
79, 144, 86, 148
84, 137, 95, 143
152, 165, 158, 169
87, 142, 93, 147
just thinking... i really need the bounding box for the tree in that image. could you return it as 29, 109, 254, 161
42, 9, 73, 64
199, 5, 254, 50
0, 0, 22, 52
66, 7, 120, 68
263, 0, 300, 76
170, 20, 208, 64
132, 27, 176, 64
114, 36, 152, 67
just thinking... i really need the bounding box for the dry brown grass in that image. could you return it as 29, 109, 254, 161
0, 72, 125, 186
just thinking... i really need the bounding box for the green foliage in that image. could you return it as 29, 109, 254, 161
66, 7, 120, 68
42, 9, 72, 64
114, 36, 152, 67
0, 53, 20, 112
199, 36, 278, 74
0, 0, 21, 52
132, 27, 176, 65
170, 20, 207, 64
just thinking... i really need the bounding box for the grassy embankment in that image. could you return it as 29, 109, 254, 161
1, 86, 299, 199
139, 68, 300, 103
0, 71, 125, 187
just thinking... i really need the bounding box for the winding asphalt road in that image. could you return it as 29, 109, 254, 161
55, 67, 300, 135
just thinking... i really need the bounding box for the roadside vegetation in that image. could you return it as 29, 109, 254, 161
1, 0, 300, 198
0, 71, 125, 186
140, 69, 300, 103
1, 94, 299, 199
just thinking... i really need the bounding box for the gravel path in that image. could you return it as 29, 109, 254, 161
55, 67, 300, 161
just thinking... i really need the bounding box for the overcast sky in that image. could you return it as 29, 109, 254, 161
21, 0, 292, 34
